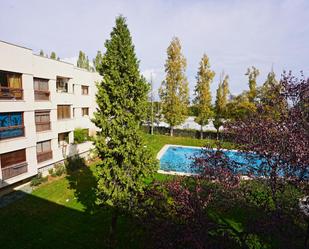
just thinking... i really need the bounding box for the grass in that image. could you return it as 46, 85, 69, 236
143, 133, 235, 156
0, 134, 305, 249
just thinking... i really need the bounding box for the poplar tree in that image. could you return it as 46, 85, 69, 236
245, 66, 259, 102
50, 52, 57, 59
77, 50, 90, 70
39, 49, 44, 56
93, 50, 103, 72
92, 16, 157, 246
214, 73, 229, 139
194, 54, 215, 139
159, 37, 189, 136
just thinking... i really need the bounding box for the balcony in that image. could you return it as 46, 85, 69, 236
0, 87, 23, 100
1, 162, 28, 180
34, 90, 50, 101
36, 122, 51, 132
0, 126, 24, 140
37, 150, 53, 163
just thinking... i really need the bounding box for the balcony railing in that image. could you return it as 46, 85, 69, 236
37, 151, 53, 163
0, 126, 24, 140
1, 162, 28, 180
34, 90, 50, 101
36, 122, 51, 132
0, 87, 23, 100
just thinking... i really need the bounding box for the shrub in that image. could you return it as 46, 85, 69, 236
74, 128, 90, 144
30, 173, 47, 187
141, 125, 233, 141
54, 163, 66, 177
48, 168, 54, 175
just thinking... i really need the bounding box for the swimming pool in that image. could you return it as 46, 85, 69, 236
158, 145, 261, 175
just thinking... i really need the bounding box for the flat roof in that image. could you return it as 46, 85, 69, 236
0, 39, 32, 51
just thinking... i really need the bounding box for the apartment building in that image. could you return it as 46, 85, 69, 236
0, 40, 101, 189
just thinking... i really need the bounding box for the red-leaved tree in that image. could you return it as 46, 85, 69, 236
225, 72, 309, 210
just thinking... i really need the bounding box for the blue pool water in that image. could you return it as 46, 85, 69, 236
159, 146, 262, 174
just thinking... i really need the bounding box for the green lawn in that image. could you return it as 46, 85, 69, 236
0, 134, 220, 249
0, 134, 304, 249
143, 133, 235, 156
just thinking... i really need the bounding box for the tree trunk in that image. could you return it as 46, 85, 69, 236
200, 125, 203, 139
109, 209, 119, 248
216, 128, 219, 141
170, 126, 174, 136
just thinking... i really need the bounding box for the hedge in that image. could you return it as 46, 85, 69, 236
142, 125, 223, 140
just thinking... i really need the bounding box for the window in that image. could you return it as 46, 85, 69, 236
56, 77, 69, 93
35, 110, 51, 132
57, 105, 71, 119
1, 149, 27, 180
34, 78, 49, 101
81, 85, 89, 95
82, 107, 89, 116
0, 112, 24, 140
58, 132, 70, 146
36, 140, 52, 163
0, 70, 23, 99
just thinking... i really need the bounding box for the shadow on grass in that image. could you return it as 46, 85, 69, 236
65, 155, 98, 214
0, 191, 145, 249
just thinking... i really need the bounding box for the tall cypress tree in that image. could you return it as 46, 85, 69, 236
194, 54, 215, 139
159, 37, 189, 136
92, 16, 157, 246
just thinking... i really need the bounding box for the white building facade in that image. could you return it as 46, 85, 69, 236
0, 40, 101, 189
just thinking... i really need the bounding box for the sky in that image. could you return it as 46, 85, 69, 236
0, 0, 308, 101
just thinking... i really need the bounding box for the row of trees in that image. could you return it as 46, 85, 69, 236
76, 50, 102, 72
39, 49, 60, 60
157, 37, 286, 139
38, 49, 103, 72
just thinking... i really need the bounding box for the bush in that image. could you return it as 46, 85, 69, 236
74, 128, 90, 144
48, 168, 54, 176
30, 173, 48, 187
141, 125, 232, 141
54, 163, 66, 177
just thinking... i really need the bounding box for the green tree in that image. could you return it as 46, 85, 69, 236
39, 49, 44, 56
77, 50, 90, 70
159, 37, 189, 136
50, 52, 57, 59
194, 54, 215, 139
93, 50, 103, 72
259, 70, 287, 119
92, 16, 157, 247
226, 93, 256, 120
213, 73, 229, 139
245, 66, 259, 102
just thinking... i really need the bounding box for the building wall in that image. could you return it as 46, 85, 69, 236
0, 41, 101, 188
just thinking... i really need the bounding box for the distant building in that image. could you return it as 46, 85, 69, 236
0, 40, 101, 189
